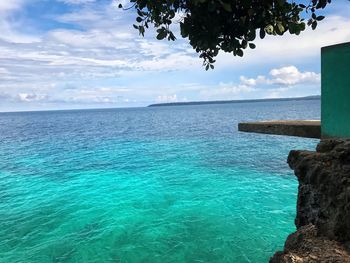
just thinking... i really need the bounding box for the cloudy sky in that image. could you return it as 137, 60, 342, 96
0, 0, 350, 111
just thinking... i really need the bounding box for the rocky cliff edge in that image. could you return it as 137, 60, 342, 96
270, 139, 350, 262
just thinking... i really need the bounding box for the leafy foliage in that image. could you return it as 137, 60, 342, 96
119, 0, 331, 69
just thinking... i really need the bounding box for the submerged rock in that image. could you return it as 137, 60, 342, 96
270, 139, 350, 262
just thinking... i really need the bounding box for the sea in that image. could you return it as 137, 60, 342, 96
0, 99, 320, 263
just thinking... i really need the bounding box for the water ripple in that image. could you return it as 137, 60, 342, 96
0, 101, 320, 262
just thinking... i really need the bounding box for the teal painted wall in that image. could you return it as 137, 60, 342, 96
321, 42, 350, 138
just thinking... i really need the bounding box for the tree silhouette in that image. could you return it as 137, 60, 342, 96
119, 0, 331, 69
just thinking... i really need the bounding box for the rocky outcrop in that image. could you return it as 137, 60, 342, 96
270, 139, 350, 262
270, 224, 350, 263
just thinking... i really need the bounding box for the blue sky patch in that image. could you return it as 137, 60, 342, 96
0, 0, 349, 111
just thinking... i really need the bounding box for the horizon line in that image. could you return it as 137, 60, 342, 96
0, 95, 321, 114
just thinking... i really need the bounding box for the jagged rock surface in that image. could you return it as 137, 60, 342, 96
289, 139, 350, 241
270, 224, 350, 263
270, 139, 350, 262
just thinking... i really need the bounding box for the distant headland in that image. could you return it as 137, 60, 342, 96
148, 95, 320, 107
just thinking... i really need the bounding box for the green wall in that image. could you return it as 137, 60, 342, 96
321, 42, 350, 138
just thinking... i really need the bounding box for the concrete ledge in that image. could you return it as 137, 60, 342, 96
238, 120, 321, 139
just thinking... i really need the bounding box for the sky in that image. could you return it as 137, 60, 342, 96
0, 0, 350, 112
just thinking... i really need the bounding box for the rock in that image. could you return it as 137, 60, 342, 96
270, 225, 350, 263
270, 139, 350, 262
288, 139, 350, 242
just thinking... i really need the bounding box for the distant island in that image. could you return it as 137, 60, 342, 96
148, 95, 321, 107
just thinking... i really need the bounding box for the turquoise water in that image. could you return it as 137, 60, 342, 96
0, 101, 320, 262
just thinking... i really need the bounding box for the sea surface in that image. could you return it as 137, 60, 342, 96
0, 100, 320, 263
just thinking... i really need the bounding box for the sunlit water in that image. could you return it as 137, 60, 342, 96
0, 100, 320, 263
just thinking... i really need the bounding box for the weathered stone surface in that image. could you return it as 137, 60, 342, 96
238, 120, 321, 139
270, 139, 350, 262
270, 225, 350, 263
288, 139, 350, 242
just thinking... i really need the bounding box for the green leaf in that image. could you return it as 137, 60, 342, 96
121, 0, 331, 69
208, 1, 216, 12
277, 23, 285, 34
180, 23, 188, 37
288, 23, 295, 34
265, 25, 274, 35
220, 2, 232, 12
168, 32, 176, 41
156, 29, 167, 40
259, 28, 266, 39
139, 26, 145, 36
246, 30, 256, 41
276, 0, 284, 6
242, 40, 248, 49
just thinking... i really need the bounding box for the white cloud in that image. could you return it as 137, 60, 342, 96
0, 1, 23, 12
18, 93, 49, 102
193, 65, 320, 101
0, 0, 41, 44
0, 24, 41, 43
53, 86, 132, 105
138, 52, 198, 71
269, 66, 320, 86
216, 15, 350, 68
48, 28, 133, 48
156, 94, 178, 103
219, 82, 257, 94
0, 92, 12, 100
0, 67, 10, 75
240, 66, 320, 87
57, 0, 96, 5
265, 87, 292, 99
240, 76, 266, 86
198, 82, 258, 100
0, 0, 346, 111
57, 9, 104, 25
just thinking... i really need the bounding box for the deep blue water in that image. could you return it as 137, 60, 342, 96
0, 100, 320, 263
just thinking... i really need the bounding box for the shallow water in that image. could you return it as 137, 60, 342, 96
0, 100, 320, 262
